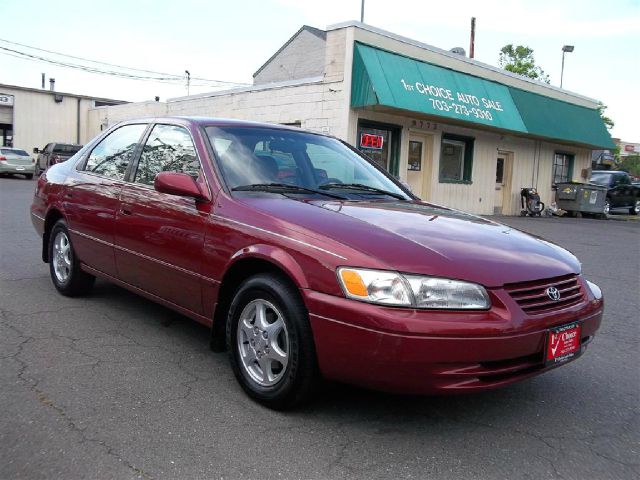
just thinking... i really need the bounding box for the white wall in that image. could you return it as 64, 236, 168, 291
0, 85, 126, 154
254, 29, 326, 85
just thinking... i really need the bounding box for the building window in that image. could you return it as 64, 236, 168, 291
408, 141, 422, 171
439, 133, 474, 183
357, 120, 401, 176
553, 153, 574, 185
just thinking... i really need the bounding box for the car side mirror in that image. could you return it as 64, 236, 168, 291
154, 172, 206, 200
33, 147, 40, 154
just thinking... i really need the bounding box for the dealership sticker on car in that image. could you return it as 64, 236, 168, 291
546, 322, 581, 365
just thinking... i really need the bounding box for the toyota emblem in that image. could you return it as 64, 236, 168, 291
546, 286, 561, 301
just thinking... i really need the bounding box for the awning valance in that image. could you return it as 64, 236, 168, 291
351, 43, 614, 149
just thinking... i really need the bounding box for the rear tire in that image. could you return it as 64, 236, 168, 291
226, 273, 318, 410
48, 220, 95, 296
26, 174, 33, 180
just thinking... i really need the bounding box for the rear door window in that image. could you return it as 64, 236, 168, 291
84, 124, 147, 180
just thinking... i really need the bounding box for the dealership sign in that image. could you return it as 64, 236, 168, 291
0, 93, 14, 107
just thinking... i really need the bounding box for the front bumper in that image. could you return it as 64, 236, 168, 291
304, 289, 603, 394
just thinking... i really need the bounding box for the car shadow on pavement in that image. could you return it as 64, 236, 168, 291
84, 279, 566, 423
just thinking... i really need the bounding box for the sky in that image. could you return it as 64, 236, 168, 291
1, 0, 638, 140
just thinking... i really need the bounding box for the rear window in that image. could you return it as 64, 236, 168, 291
53, 144, 82, 154
590, 173, 612, 186
1, 148, 29, 156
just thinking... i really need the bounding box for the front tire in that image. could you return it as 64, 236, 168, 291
48, 220, 95, 296
226, 273, 318, 409
629, 199, 640, 215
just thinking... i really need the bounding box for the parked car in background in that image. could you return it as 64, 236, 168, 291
31, 117, 604, 409
589, 170, 640, 215
0, 147, 36, 179
34, 143, 83, 175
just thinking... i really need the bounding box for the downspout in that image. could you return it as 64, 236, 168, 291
535, 140, 541, 189
76, 98, 81, 144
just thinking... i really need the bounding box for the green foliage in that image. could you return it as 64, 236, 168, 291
597, 102, 615, 130
619, 155, 640, 177
498, 44, 550, 84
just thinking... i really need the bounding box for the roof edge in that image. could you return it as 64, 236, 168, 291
0, 82, 127, 104
252, 25, 326, 79
167, 76, 326, 102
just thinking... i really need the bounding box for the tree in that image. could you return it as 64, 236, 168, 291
619, 155, 640, 177
498, 44, 550, 84
597, 102, 615, 130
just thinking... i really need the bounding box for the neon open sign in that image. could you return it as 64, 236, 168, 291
360, 133, 384, 150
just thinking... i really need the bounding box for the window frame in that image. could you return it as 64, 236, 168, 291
552, 152, 575, 185
356, 119, 402, 177
439, 133, 474, 184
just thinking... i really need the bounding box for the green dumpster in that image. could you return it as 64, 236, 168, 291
555, 182, 608, 218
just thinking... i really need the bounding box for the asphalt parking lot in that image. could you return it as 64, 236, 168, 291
1, 175, 638, 480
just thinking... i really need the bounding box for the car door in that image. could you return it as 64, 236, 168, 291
114, 123, 209, 315
617, 174, 633, 206
38, 143, 51, 171
62, 123, 148, 277
609, 174, 626, 207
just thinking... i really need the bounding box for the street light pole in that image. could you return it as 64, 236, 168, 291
560, 45, 574, 88
361, 0, 365, 23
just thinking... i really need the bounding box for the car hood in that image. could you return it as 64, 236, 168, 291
239, 197, 581, 287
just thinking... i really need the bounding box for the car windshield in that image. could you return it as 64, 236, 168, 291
53, 144, 82, 154
590, 173, 612, 186
1, 148, 29, 156
205, 126, 409, 200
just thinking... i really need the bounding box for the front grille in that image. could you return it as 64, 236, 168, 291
505, 274, 585, 314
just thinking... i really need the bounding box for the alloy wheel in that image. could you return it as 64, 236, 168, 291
237, 299, 289, 387
52, 230, 72, 283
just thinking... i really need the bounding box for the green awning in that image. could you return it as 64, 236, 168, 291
352, 43, 614, 149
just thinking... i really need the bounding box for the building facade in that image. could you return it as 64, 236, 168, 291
87, 22, 613, 215
0, 84, 124, 154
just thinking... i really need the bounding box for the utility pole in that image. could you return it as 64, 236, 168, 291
361, 0, 365, 23
469, 17, 476, 59
185, 70, 191, 96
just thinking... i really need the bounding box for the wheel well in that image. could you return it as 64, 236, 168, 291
210, 258, 300, 352
42, 209, 63, 262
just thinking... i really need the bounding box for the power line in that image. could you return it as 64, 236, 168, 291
0, 37, 249, 87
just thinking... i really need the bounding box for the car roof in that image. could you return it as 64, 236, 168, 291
117, 116, 312, 133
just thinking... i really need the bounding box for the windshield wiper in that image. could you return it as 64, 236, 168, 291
232, 183, 347, 200
319, 183, 407, 201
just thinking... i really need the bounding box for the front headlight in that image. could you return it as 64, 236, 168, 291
337, 268, 490, 310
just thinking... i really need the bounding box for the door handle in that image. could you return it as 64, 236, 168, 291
120, 207, 132, 215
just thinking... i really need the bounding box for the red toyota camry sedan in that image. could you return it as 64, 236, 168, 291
31, 117, 604, 409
